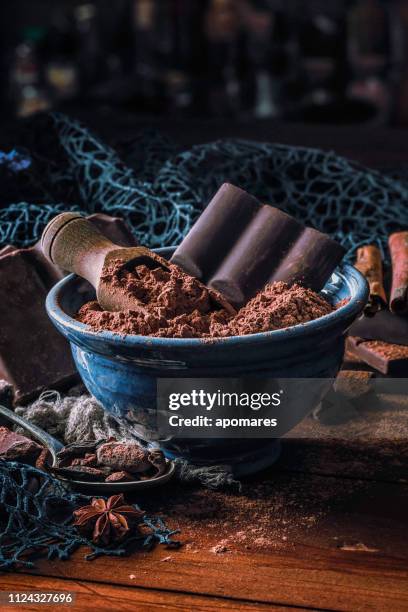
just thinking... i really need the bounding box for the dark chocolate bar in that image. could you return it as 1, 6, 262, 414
87, 213, 138, 248
268, 226, 345, 291
0, 214, 137, 404
349, 310, 408, 347
172, 183, 345, 307
313, 370, 375, 425
208, 204, 303, 306
171, 183, 261, 280
0, 426, 43, 464
0, 250, 78, 403
334, 369, 375, 399
346, 336, 408, 376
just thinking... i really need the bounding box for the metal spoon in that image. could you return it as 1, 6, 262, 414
0, 403, 174, 494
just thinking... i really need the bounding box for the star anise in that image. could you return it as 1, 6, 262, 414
73, 494, 144, 545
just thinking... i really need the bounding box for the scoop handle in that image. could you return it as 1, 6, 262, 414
41, 212, 116, 288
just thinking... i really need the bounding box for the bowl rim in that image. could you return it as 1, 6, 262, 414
46, 262, 368, 349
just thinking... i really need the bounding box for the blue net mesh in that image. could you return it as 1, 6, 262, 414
0, 112, 407, 260
0, 459, 179, 570
0, 202, 84, 248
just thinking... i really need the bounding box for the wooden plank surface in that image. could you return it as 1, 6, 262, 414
17, 539, 408, 611
0, 573, 291, 612
3, 385, 408, 611
12, 469, 408, 611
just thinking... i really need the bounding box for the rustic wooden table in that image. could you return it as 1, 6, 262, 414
3, 382, 408, 612
1, 119, 408, 611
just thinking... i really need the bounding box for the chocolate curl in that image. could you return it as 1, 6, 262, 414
389, 232, 408, 314
354, 245, 386, 314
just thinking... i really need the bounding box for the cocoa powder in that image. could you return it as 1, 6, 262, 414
77, 262, 333, 338
227, 281, 333, 336
362, 340, 408, 359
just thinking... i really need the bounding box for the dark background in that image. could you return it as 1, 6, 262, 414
1, 0, 408, 127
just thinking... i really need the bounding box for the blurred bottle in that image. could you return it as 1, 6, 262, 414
181, 0, 210, 116
160, 0, 196, 115
9, 27, 51, 117
42, 10, 78, 101
390, 0, 408, 125
131, 0, 165, 110
249, 3, 306, 120
74, 3, 104, 93
348, 0, 389, 65
241, 1, 276, 118
204, 0, 248, 117
347, 0, 391, 122
128, 0, 203, 115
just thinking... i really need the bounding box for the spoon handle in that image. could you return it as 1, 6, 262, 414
41, 213, 116, 289
0, 403, 63, 462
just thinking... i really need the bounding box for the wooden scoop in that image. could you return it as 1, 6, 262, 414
41, 212, 170, 312
41, 212, 236, 315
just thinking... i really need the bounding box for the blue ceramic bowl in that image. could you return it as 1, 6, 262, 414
46, 247, 368, 475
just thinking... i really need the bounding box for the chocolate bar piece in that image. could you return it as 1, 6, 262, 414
208, 204, 303, 306
0, 426, 43, 465
334, 369, 375, 399
349, 309, 408, 347
87, 213, 138, 248
354, 244, 386, 314
346, 337, 408, 376
172, 183, 261, 279
389, 232, 408, 314
315, 371, 375, 425
172, 183, 345, 307
268, 226, 345, 292
0, 250, 78, 403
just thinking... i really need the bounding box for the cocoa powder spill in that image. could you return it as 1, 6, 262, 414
77, 261, 333, 338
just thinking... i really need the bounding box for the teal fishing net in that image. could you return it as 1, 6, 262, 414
0, 459, 179, 570
0, 112, 407, 259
